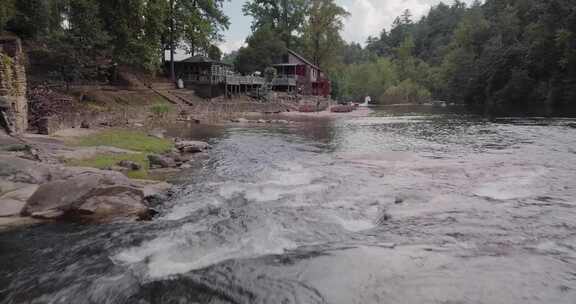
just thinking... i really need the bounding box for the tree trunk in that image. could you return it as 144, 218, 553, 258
169, 0, 176, 82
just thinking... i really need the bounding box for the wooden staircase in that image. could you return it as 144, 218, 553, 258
149, 81, 196, 108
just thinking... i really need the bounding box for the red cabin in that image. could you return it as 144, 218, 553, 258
272, 49, 331, 97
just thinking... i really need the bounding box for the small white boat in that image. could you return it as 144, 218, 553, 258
359, 96, 371, 107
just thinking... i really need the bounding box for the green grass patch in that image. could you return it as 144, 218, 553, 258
72, 129, 173, 154
66, 153, 150, 179
66, 129, 174, 180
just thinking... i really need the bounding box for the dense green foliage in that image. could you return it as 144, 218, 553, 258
243, 0, 309, 48
1, 0, 229, 73
338, 0, 576, 110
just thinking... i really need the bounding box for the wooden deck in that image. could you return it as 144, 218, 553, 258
182, 65, 265, 86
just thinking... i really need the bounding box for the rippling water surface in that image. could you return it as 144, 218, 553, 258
2, 106, 576, 303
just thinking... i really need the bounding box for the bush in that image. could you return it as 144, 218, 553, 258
150, 103, 171, 119
264, 67, 277, 83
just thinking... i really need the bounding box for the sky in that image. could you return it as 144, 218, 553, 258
218, 0, 474, 54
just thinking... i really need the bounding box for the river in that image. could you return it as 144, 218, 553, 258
2, 105, 576, 303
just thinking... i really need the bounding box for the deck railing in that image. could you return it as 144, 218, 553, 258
183, 73, 265, 86
272, 75, 298, 86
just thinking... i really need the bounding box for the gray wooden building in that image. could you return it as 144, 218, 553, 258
171, 56, 265, 98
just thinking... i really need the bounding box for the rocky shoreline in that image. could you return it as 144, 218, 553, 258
0, 129, 215, 231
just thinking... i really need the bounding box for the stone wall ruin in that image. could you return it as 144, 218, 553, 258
0, 36, 28, 135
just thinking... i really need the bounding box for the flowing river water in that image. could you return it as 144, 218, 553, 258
2, 105, 576, 303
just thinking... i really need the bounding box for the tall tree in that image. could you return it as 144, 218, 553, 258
243, 0, 309, 48
366, 29, 392, 57
7, 0, 55, 38
176, 0, 229, 55
301, 0, 348, 69
207, 44, 222, 61
234, 25, 286, 74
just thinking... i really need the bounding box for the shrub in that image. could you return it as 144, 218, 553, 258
150, 103, 171, 119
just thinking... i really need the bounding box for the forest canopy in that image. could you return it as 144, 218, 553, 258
335, 0, 576, 111
0, 0, 229, 73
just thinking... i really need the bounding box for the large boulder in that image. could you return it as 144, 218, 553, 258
175, 140, 211, 153
22, 171, 150, 222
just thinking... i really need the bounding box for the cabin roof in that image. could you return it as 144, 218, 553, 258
179, 56, 231, 66
286, 49, 321, 71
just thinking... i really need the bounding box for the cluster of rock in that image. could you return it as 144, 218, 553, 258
148, 139, 212, 170
230, 117, 293, 124
0, 155, 169, 225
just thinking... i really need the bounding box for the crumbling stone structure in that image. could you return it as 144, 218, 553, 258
0, 36, 28, 135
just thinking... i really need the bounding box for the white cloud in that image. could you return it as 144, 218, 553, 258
218, 39, 247, 54
339, 0, 472, 45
